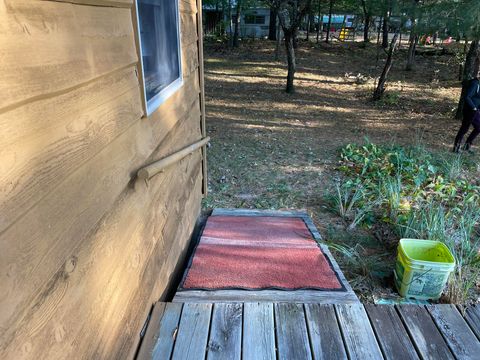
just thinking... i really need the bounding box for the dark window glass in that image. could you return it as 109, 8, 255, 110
137, 0, 181, 106
244, 14, 255, 24
255, 16, 265, 24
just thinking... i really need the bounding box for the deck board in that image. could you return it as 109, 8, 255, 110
427, 305, 480, 360
462, 305, 480, 340
365, 305, 419, 360
242, 302, 276, 360
207, 303, 242, 360
304, 304, 347, 360
274, 303, 313, 360
171, 303, 212, 360
138, 302, 477, 360
335, 304, 384, 360
397, 305, 455, 360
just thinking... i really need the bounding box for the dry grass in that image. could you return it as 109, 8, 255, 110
202, 38, 473, 302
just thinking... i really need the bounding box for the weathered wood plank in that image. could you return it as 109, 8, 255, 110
207, 303, 242, 360
0, 1, 137, 111
242, 303, 276, 360
0, 67, 142, 233
397, 305, 454, 360
365, 305, 419, 360
335, 304, 383, 360
463, 305, 480, 340
0, 71, 200, 344
43, 0, 133, 7
274, 303, 312, 360
182, 40, 200, 79
427, 305, 480, 360
171, 303, 212, 360
136, 302, 167, 360
304, 304, 347, 360
180, 11, 198, 47
151, 303, 184, 360
173, 289, 358, 304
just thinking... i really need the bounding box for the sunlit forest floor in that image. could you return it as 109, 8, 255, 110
202, 38, 479, 303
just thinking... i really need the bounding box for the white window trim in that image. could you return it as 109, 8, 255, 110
135, 0, 184, 116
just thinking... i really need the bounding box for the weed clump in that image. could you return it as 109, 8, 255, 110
331, 141, 480, 303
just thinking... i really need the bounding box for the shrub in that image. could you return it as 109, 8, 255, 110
333, 140, 480, 303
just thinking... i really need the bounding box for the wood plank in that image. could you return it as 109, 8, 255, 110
463, 305, 480, 340
180, 11, 198, 47
397, 305, 454, 360
0, 67, 142, 233
0, 71, 200, 345
182, 40, 200, 82
207, 303, 242, 360
304, 304, 347, 360
136, 302, 167, 360
212, 208, 310, 217
0, 1, 137, 111
173, 289, 358, 304
274, 303, 312, 360
242, 303, 276, 360
427, 305, 480, 360
171, 303, 212, 360
151, 303, 184, 360
44, 0, 133, 7
365, 305, 419, 360
195, 0, 207, 196
179, 0, 198, 14
335, 304, 383, 360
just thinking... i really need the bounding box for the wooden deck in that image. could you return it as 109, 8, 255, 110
137, 302, 480, 360
173, 208, 358, 304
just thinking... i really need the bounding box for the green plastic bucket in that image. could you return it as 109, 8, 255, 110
394, 239, 455, 300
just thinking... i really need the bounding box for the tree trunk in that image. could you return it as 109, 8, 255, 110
363, 14, 370, 42
306, 16, 310, 41
233, 0, 241, 47
373, 33, 399, 100
316, 0, 323, 43
405, 31, 418, 71
268, 8, 277, 40
285, 31, 296, 93
228, 0, 233, 47
455, 40, 480, 119
326, 0, 333, 43
293, 30, 298, 49
382, 10, 389, 48
275, 19, 282, 60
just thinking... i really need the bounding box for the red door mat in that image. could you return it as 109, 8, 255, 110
180, 215, 345, 291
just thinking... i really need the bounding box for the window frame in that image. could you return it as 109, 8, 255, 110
134, 0, 184, 116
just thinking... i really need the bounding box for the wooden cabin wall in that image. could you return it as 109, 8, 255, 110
0, 0, 205, 358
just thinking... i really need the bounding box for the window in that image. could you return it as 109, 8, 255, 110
136, 0, 183, 115
244, 14, 266, 25
255, 15, 266, 25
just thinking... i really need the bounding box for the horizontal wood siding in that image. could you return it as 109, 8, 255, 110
0, 0, 204, 358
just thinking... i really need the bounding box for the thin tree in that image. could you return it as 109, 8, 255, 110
360, 0, 370, 42
269, 0, 313, 93
373, 32, 399, 100
316, 0, 323, 43
269, 7, 278, 40
233, 0, 242, 47
326, 0, 334, 43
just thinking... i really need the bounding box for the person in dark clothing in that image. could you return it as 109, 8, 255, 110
453, 77, 480, 153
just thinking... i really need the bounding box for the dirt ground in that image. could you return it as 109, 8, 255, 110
202, 38, 473, 302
